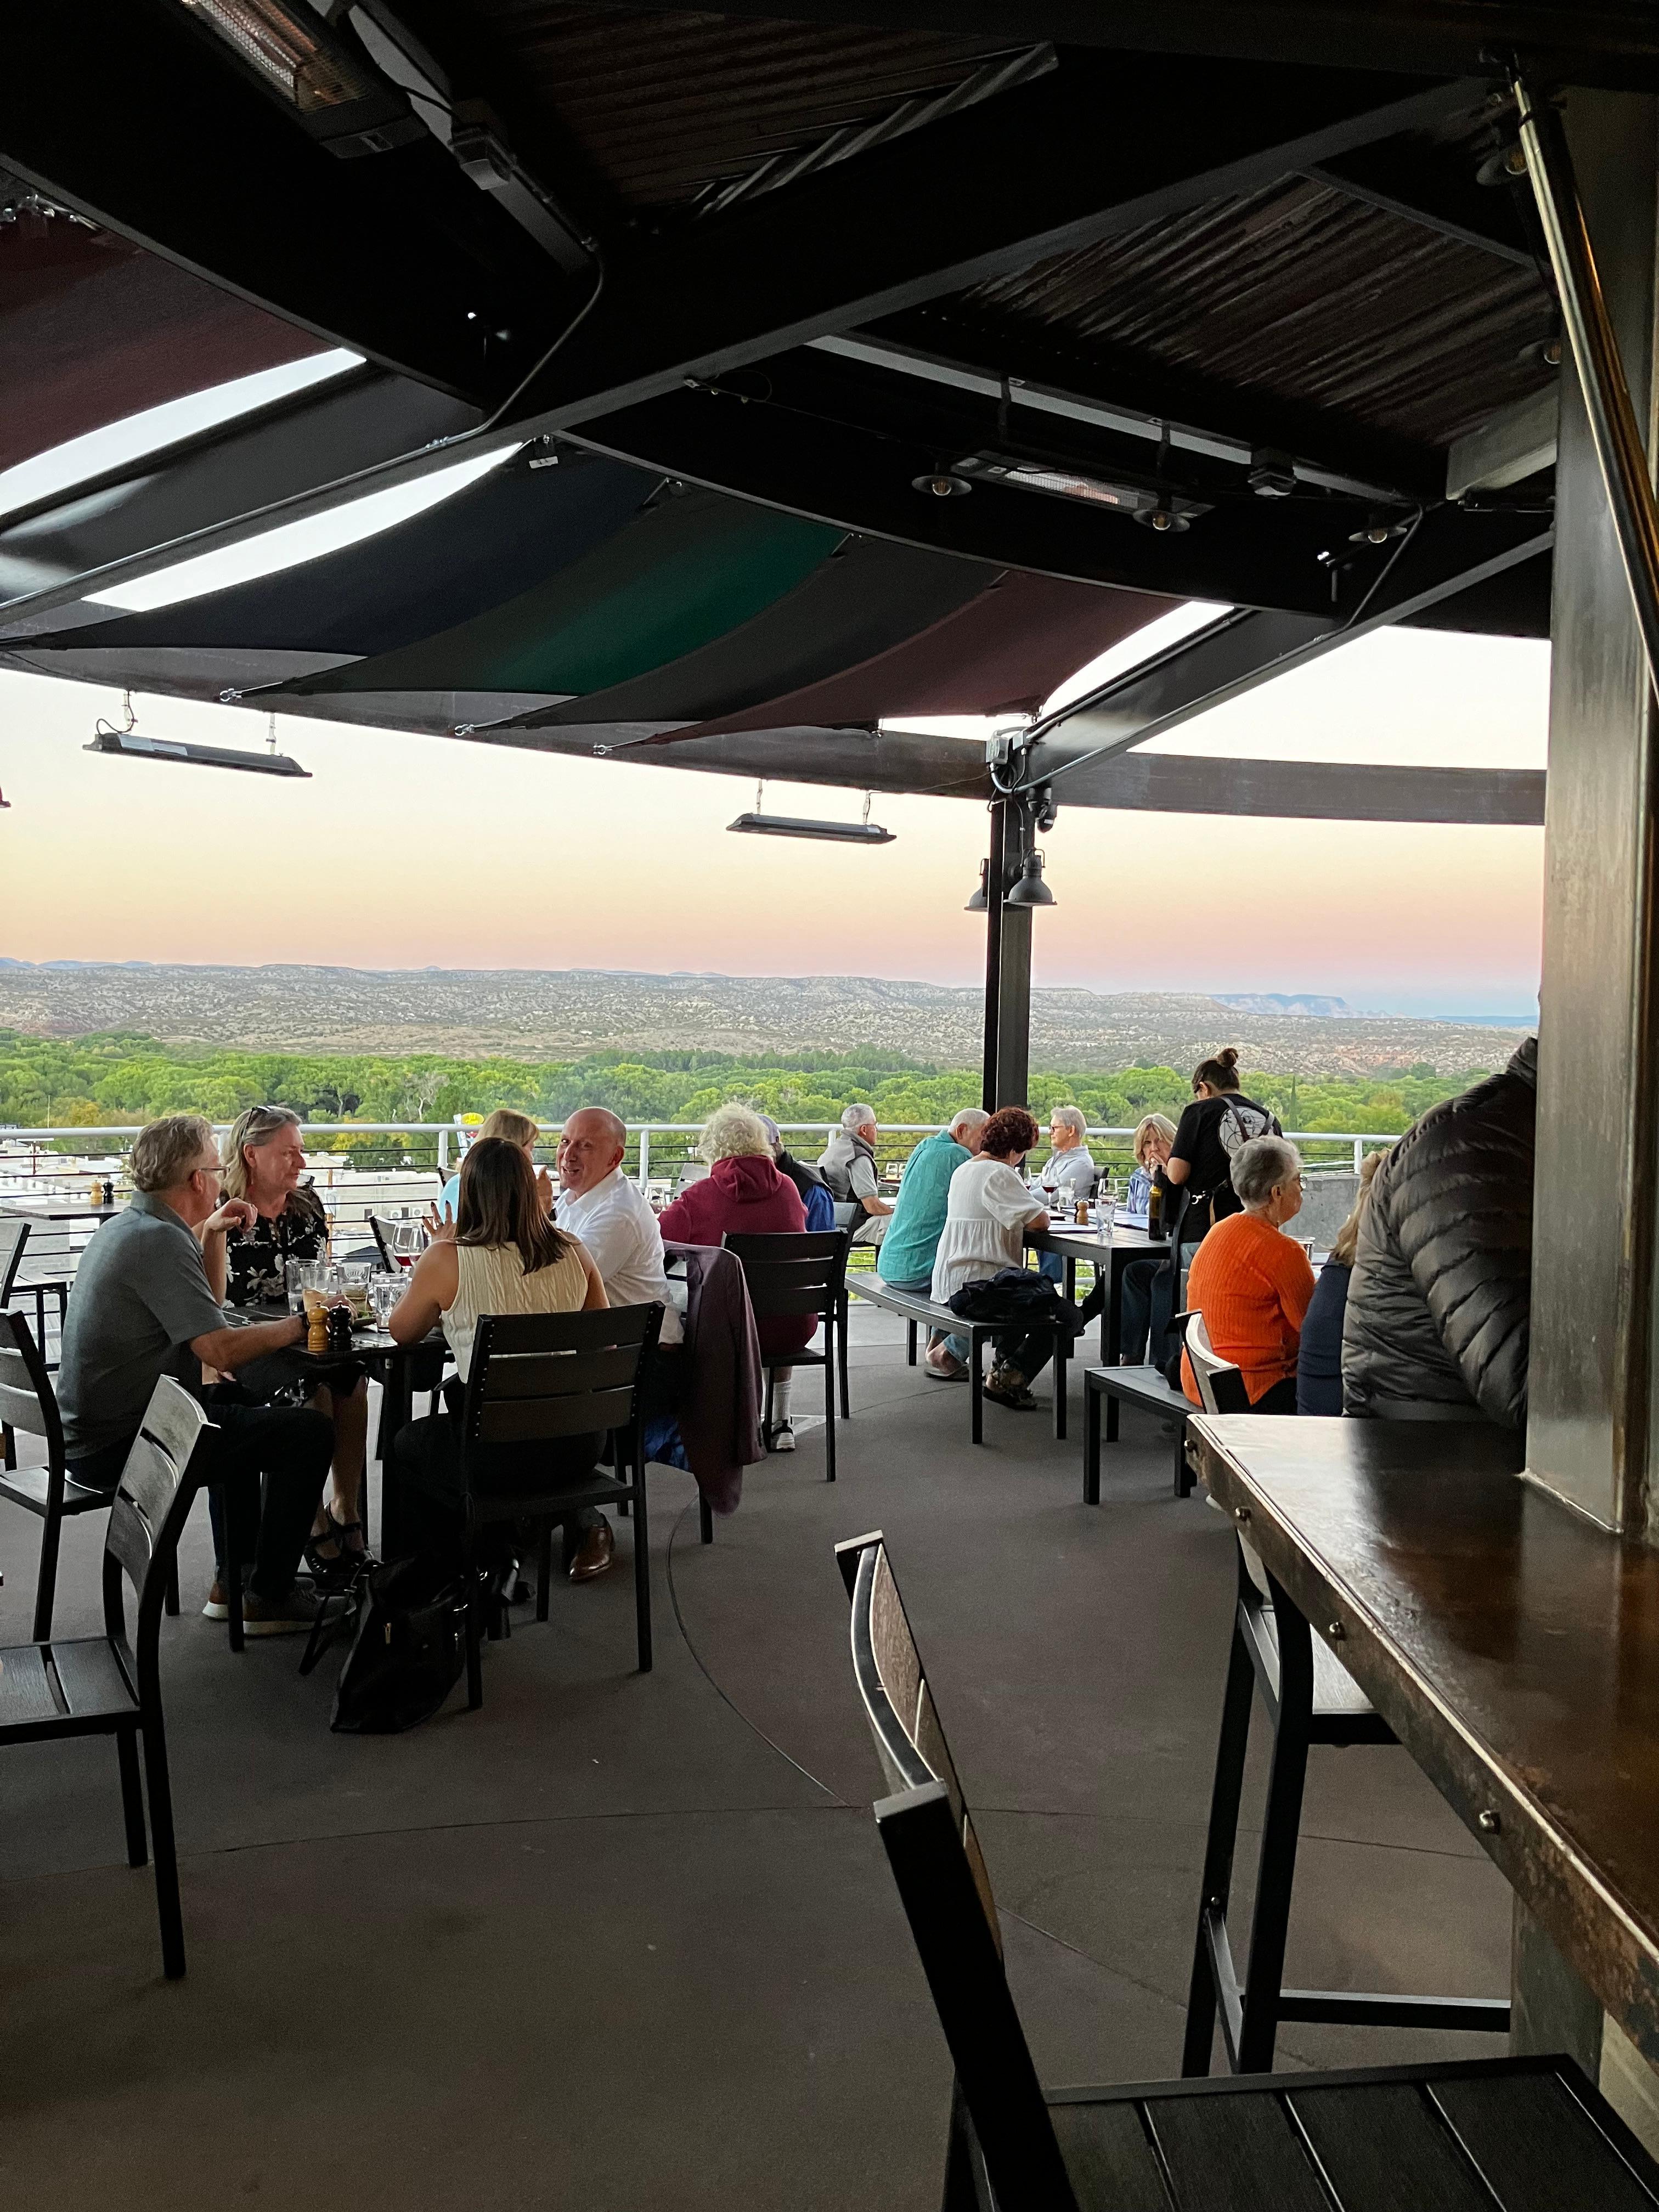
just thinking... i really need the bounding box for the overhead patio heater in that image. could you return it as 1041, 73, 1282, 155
727, 786, 894, 845
951, 452, 1207, 526
172, 0, 424, 156
86, 699, 311, 779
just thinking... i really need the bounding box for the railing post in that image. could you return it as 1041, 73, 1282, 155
1353, 1138, 1363, 1173
438, 1127, 449, 1173
638, 1125, 650, 1189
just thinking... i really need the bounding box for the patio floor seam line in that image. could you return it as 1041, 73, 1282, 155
975, 1806, 1487, 1864
665, 1499, 848, 1807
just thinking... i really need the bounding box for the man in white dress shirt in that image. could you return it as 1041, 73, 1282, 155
549, 1108, 684, 1581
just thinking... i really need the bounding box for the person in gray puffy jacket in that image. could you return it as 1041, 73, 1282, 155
1341, 1038, 1535, 1429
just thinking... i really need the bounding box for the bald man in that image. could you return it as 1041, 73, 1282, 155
556, 1108, 682, 1347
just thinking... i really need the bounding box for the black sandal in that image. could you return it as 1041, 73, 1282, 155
304, 1509, 369, 1590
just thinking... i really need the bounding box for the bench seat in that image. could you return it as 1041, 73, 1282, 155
852, 1276, 1070, 1445
1083, 1362, 1195, 1501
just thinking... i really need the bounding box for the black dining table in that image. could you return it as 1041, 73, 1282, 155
1024, 1219, 1155, 1362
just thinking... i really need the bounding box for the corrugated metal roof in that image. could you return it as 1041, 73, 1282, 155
466, 2, 1019, 206
953, 176, 1554, 449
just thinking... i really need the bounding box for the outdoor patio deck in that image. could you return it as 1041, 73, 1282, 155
0, 1303, 1510, 2211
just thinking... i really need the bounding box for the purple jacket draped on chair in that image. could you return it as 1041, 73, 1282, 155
662, 1242, 765, 1515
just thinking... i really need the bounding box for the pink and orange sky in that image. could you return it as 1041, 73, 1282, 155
0, 625, 1547, 1015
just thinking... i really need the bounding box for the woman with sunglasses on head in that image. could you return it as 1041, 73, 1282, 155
208, 1104, 371, 1594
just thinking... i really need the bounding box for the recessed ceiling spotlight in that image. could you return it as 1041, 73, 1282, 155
1134, 502, 1190, 534
912, 470, 972, 498
1348, 512, 1412, 545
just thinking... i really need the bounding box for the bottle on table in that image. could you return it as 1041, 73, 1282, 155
1148, 1180, 1166, 1243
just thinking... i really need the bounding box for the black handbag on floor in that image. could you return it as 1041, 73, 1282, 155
331, 1556, 467, 1734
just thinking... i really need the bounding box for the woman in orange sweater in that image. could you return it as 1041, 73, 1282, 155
1181, 1135, 1315, 1413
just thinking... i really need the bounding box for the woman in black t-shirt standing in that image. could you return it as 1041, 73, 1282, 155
1165, 1047, 1282, 1240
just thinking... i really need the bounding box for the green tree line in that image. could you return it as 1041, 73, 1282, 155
0, 1031, 1481, 1163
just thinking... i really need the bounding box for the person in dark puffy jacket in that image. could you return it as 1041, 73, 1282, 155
1341, 1038, 1536, 1429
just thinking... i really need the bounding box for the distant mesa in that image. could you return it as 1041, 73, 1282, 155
1213, 992, 1353, 1019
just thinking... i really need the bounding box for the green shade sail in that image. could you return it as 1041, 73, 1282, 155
285, 486, 842, 698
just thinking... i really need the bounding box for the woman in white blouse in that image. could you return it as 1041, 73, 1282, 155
930, 1105, 1052, 1409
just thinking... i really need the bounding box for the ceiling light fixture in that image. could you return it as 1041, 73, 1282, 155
964, 859, 990, 911
173, 0, 424, 157
728, 783, 894, 845
1134, 501, 1190, 534
1004, 850, 1055, 907
912, 469, 972, 498
86, 695, 309, 779
1348, 512, 1412, 545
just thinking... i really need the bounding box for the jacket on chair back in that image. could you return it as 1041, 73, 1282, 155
1341, 1037, 1536, 1430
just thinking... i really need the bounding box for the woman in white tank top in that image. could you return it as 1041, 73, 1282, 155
387, 1138, 610, 1573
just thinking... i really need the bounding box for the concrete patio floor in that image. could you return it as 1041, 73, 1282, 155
0, 1304, 1511, 2209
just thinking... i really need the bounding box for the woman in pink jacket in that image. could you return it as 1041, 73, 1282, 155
658, 1104, 814, 1452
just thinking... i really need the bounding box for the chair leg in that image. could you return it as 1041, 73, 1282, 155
838, 1295, 851, 1418
631, 1462, 652, 1673
465, 1568, 485, 1711
1084, 1384, 1101, 1505
906, 1318, 918, 1367
139, 1716, 186, 1979
1236, 1597, 1314, 2074
163, 1556, 180, 1617
1182, 1610, 1257, 2076
823, 1333, 837, 1483
2, 1420, 14, 1470
941, 2080, 980, 2212
698, 1491, 713, 1545
537, 1526, 553, 1622
1052, 1331, 1068, 1443
116, 1726, 148, 1867
970, 1335, 984, 1445
1176, 1417, 1194, 1498
32, 1505, 63, 1643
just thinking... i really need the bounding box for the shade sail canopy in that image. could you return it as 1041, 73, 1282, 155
506, 533, 992, 730
0, 189, 324, 476
26, 452, 662, 660
674, 568, 1172, 739
278, 486, 844, 699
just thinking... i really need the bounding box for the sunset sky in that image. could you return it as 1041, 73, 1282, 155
0, 624, 1546, 1015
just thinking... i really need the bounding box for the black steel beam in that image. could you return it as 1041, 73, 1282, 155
0, 375, 478, 622
2, 1, 572, 400
1304, 142, 1536, 268
1021, 505, 1554, 783
864, 307, 1449, 505
539, 4, 1659, 89
501, 58, 1496, 437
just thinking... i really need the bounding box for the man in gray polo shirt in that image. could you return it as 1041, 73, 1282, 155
59, 1114, 332, 1634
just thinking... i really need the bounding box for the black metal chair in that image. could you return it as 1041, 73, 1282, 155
0, 1311, 119, 1640
836, 1530, 1644, 2211
0, 1376, 211, 1979
458, 1305, 662, 1706
721, 1229, 851, 1482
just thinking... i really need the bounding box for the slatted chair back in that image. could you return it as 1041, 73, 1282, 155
836, 1531, 1079, 2211
0, 1216, 28, 1304
461, 1306, 662, 1459
0, 1310, 60, 1458
721, 1229, 849, 1327
101, 1379, 214, 1696
1183, 1311, 1252, 1415
369, 1214, 405, 1269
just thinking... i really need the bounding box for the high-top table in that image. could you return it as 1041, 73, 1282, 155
1187, 1413, 1659, 2075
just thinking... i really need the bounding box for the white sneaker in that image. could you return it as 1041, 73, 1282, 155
767, 1422, 797, 1453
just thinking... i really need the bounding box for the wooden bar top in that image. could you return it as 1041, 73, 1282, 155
1187, 1415, 1659, 2067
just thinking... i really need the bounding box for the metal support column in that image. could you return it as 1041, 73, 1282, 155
979, 798, 1034, 1111
1524, 89, 1659, 1536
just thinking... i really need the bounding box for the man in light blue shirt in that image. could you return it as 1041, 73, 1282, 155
878, 1108, 988, 1378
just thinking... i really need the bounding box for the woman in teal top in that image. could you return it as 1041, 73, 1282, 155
878, 1109, 989, 1290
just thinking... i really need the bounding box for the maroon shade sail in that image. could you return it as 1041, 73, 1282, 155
667, 570, 1175, 742
0, 203, 324, 473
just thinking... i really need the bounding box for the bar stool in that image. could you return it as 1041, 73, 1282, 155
1180, 1323, 1511, 2070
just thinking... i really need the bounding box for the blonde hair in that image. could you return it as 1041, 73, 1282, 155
1133, 1113, 1177, 1165
476, 1108, 540, 1152
1331, 1150, 1385, 1267
698, 1103, 773, 1163
219, 1104, 301, 1200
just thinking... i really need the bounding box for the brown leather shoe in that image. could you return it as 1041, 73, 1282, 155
568, 1520, 616, 1582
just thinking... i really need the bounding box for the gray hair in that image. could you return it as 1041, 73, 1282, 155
1048, 1105, 1088, 1139
131, 1113, 216, 1193
947, 1107, 989, 1139
1231, 1133, 1302, 1208
699, 1103, 774, 1163
840, 1102, 876, 1133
